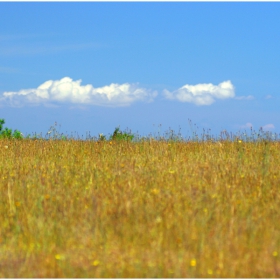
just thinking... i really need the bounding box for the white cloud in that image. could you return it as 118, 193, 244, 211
1, 77, 158, 107
265, 95, 272, 99
239, 122, 253, 129
262, 124, 275, 131
163, 80, 235, 105
235, 95, 254, 100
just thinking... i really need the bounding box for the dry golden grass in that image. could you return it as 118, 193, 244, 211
0, 138, 280, 277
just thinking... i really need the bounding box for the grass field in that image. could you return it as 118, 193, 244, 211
1, 137, 280, 277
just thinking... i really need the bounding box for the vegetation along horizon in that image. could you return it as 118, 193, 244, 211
1, 118, 280, 277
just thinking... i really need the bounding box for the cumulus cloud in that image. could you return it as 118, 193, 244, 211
262, 124, 275, 131
1, 77, 157, 107
163, 80, 235, 106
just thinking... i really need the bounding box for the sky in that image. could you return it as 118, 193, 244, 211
1, 2, 280, 140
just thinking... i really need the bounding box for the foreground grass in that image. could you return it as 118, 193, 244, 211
0, 139, 280, 277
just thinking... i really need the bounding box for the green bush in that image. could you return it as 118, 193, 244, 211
0, 119, 23, 139
109, 127, 134, 142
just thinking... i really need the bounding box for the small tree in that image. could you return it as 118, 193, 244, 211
0, 119, 24, 139
109, 127, 134, 142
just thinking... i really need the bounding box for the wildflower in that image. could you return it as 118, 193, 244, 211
92, 260, 100, 266
155, 216, 162, 223
238, 140, 242, 143
4, 146, 8, 149
207, 269, 213, 275
15, 201, 21, 207
190, 259, 196, 267
169, 170, 175, 174
273, 251, 278, 257
55, 254, 62, 260
151, 188, 160, 195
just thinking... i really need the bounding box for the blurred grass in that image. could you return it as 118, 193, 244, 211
0, 138, 280, 277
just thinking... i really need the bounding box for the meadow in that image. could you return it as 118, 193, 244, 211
0, 121, 280, 277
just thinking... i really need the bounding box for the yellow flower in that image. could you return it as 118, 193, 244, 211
155, 216, 162, 223
273, 251, 278, 257
55, 254, 65, 260
151, 188, 160, 195
169, 170, 175, 174
190, 259, 196, 267
92, 260, 100, 266
207, 269, 213, 275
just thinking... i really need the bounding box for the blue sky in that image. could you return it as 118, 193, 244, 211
1, 2, 280, 139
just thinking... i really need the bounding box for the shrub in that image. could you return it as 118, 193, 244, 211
0, 119, 24, 139
109, 127, 134, 142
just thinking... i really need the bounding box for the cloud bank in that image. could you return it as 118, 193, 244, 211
1, 77, 157, 107
163, 80, 235, 105
1, 78, 237, 107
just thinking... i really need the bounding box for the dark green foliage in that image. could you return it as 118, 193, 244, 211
109, 127, 134, 142
0, 119, 23, 139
